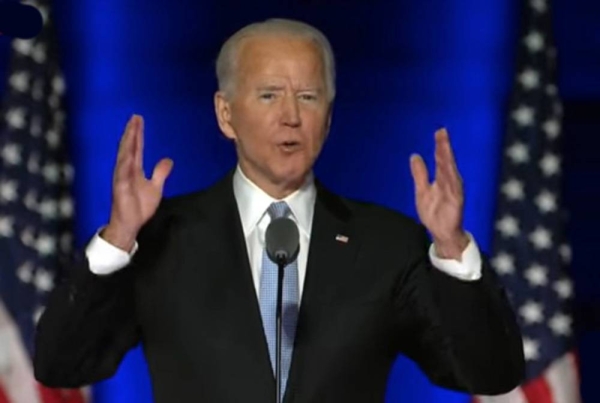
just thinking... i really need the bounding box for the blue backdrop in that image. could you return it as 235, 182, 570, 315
1, 0, 598, 402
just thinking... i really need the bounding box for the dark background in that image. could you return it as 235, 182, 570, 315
1, 0, 598, 401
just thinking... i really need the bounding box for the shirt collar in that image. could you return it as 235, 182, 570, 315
232, 164, 316, 238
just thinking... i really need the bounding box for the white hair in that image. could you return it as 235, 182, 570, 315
215, 18, 336, 101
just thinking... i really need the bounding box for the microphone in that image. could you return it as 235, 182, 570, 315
265, 217, 300, 266
265, 217, 299, 403
0, 1, 44, 39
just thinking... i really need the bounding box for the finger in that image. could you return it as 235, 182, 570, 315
114, 116, 138, 182
409, 154, 429, 196
436, 128, 460, 176
134, 115, 144, 172
434, 128, 462, 193
151, 158, 174, 190
116, 116, 135, 162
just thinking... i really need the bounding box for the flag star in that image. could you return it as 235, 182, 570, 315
27, 153, 40, 174
1, 143, 22, 165
549, 313, 572, 336
36, 233, 56, 256
543, 119, 561, 139
9, 71, 30, 92
535, 190, 557, 213
539, 153, 561, 176
39, 199, 58, 220
16, 261, 34, 284
0, 179, 19, 203
6, 107, 27, 129
496, 215, 520, 237
502, 178, 525, 200
554, 278, 573, 299
30, 115, 42, 137
12, 39, 34, 56
54, 110, 66, 125
60, 233, 73, 252
507, 141, 530, 164
546, 84, 558, 96
36, 5, 49, 25
518, 68, 540, 89
512, 106, 535, 127
32, 43, 47, 64
491, 252, 515, 275
553, 101, 563, 116
34, 268, 54, 292
559, 244, 572, 264
33, 306, 45, 325
530, 0, 547, 12
42, 164, 61, 183
60, 197, 74, 218
63, 164, 74, 183
52, 74, 66, 95
519, 300, 544, 324
32, 80, 45, 101
0, 215, 15, 237
524, 263, 548, 286
48, 94, 60, 109
529, 226, 553, 249
523, 337, 541, 361
524, 31, 545, 52
46, 129, 60, 149
24, 191, 38, 211
20, 227, 35, 247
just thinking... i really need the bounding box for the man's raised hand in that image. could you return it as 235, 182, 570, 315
102, 115, 173, 252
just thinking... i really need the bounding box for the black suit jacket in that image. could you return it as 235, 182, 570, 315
34, 170, 525, 402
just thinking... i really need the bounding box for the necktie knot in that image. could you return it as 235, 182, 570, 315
267, 201, 291, 220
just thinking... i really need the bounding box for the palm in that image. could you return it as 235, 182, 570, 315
410, 128, 464, 244
110, 115, 173, 235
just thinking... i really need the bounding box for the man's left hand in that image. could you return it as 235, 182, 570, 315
410, 128, 469, 261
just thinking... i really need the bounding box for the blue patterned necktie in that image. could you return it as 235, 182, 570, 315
258, 201, 299, 398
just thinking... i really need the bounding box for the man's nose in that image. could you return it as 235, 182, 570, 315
281, 95, 301, 127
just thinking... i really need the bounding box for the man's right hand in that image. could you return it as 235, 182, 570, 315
102, 115, 174, 252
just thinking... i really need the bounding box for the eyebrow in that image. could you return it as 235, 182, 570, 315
256, 85, 323, 93
256, 85, 285, 91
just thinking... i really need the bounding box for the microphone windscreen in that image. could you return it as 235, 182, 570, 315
0, 2, 43, 39
265, 217, 300, 265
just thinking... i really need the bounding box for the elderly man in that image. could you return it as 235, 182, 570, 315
34, 18, 524, 403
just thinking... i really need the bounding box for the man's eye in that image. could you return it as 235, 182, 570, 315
259, 93, 275, 100
299, 94, 317, 101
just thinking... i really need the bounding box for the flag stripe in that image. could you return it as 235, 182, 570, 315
521, 374, 554, 403
0, 385, 9, 403
0, 300, 41, 403
544, 352, 581, 403
474, 387, 528, 403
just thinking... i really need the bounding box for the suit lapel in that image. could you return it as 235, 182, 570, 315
284, 181, 360, 402
202, 171, 275, 391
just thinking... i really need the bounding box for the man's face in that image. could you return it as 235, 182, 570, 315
215, 34, 332, 194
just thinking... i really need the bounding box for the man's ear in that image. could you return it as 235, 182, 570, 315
214, 91, 236, 141
324, 102, 333, 139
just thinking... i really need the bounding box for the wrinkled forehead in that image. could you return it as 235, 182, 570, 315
235, 34, 326, 78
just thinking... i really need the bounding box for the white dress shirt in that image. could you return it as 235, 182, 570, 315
86, 166, 483, 300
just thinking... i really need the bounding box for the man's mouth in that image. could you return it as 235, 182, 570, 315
279, 141, 301, 151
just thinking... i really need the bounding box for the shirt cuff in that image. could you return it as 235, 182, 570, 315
85, 227, 139, 276
428, 231, 482, 281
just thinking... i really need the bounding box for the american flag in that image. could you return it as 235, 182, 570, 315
474, 0, 581, 402
0, 1, 88, 402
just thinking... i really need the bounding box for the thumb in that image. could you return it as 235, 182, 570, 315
151, 158, 174, 189
410, 153, 429, 196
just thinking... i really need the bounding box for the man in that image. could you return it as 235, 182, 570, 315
34, 18, 524, 402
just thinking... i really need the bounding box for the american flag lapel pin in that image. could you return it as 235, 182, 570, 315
335, 234, 349, 243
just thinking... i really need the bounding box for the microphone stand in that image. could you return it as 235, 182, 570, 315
275, 260, 286, 403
